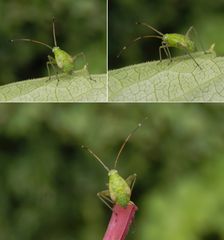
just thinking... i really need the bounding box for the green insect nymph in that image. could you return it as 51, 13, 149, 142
118, 22, 206, 69
82, 119, 147, 209
11, 18, 93, 85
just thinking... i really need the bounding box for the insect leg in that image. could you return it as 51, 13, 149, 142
159, 45, 168, 62
97, 190, 113, 210
72, 52, 95, 82
46, 55, 60, 85
164, 45, 172, 63
158, 44, 172, 63
184, 48, 202, 69
185, 26, 206, 53
186, 26, 194, 37
162, 45, 169, 59
46, 62, 52, 80
125, 174, 137, 191
159, 45, 163, 62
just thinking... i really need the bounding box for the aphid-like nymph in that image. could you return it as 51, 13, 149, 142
118, 22, 206, 69
11, 18, 94, 85
82, 119, 147, 209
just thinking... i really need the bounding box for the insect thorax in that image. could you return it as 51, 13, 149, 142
108, 169, 131, 207
108, 169, 118, 176
163, 33, 195, 51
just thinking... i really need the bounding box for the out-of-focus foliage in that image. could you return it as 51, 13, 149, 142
109, 0, 224, 69
0, 0, 106, 86
139, 155, 224, 240
0, 104, 224, 240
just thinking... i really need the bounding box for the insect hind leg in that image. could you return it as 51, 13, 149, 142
125, 174, 137, 191
185, 26, 206, 53
72, 52, 95, 82
184, 48, 202, 69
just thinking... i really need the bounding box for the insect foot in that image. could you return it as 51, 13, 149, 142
83, 64, 96, 82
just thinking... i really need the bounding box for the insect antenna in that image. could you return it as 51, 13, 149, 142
11, 39, 52, 50
52, 17, 58, 47
114, 117, 148, 169
117, 35, 163, 58
136, 22, 164, 36
82, 145, 110, 172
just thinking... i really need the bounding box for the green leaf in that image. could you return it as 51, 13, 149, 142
109, 50, 224, 102
0, 72, 106, 102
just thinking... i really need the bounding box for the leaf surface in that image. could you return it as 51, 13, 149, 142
0, 72, 106, 102
109, 51, 224, 102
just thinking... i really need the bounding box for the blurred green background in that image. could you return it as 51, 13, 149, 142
0, 0, 106, 86
109, 0, 224, 69
0, 103, 224, 240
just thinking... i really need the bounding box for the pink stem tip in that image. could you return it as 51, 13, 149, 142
103, 202, 138, 240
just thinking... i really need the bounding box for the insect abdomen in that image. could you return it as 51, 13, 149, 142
116, 192, 130, 207
109, 170, 131, 208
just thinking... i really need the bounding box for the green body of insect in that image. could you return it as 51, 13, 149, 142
163, 33, 195, 52
118, 22, 205, 68
82, 121, 146, 209
108, 169, 132, 207
53, 47, 74, 73
11, 18, 93, 84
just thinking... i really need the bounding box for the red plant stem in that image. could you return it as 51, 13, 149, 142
103, 202, 138, 240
